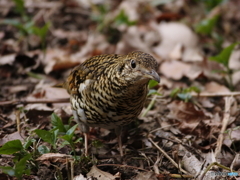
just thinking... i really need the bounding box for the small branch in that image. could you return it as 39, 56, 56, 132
200, 162, 236, 180
141, 95, 158, 117
191, 91, 240, 97
148, 137, 188, 174
215, 96, 234, 159
0, 98, 69, 106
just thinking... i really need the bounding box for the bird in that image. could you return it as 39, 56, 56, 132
64, 51, 160, 156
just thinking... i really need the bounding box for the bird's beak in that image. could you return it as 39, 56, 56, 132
144, 70, 160, 83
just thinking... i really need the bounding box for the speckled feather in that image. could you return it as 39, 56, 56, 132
64, 51, 159, 132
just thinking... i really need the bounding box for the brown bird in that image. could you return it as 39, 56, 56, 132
64, 51, 160, 156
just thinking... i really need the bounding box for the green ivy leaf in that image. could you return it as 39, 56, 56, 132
210, 43, 238, 67
195, 16, 218, 35
0, 140, 23, 154
15, 153, 31, 178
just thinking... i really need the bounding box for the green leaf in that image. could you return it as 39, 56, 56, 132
2, 19, 28, 35
0, 166, 15, 176
31, 23, 50, 39
183, 86, 200, 94
15, 153, 31, 178
51, 113, 66, 133
210, 43, 238, 67
0, 140, 23, 154
38, 145, 50, 154
61, 135, 71, 142
177, 93, 192, 102
148, 80, 159, 88
170, 88, 181, 98
195, 16, 218, 35
12, 0, 25, 16
34, 129, 55, 145
114, 10, 136, 26
23, 138, 36, 149
61, 124, 77, 143
147, 89, 161, 96
66, 124, 78, 137
26, 71, 43, 79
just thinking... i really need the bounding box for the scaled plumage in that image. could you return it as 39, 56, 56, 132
65, 51, 160, 155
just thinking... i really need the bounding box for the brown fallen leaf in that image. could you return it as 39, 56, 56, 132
160, 60, 191, 80
167, 100, 210, 136
0, 132, 24, 146
132, 171, 157, 180
87, 165, 117, 180
37, 153, 73, 165
203, 81, 230, 93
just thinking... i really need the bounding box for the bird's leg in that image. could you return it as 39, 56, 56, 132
115, 127, 123, 156
72, 110, 89, 156
83, 132, 88, 156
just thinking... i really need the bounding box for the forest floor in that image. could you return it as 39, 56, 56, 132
1, 0, 240, 179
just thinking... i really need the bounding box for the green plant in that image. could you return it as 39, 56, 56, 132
0, 113, 84, 179
210, 42, 239, 91
148, 80, 161, 96
2, 0, 50, 50
0, 140, 33, 180
90, 4, 136, 44
195, 15, 223, 50
170, 86, 200, 102
141, 80, 161, 117
194, 0, 228, 50
35, 113, 82, 158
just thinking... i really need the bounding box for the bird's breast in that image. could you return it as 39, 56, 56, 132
71, 78, 148, 129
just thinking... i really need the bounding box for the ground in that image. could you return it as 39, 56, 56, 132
0, 0, 240, 179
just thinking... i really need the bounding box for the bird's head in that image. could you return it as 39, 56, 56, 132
118, 51, 160, 85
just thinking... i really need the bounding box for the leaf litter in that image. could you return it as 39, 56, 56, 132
0, 0, 240, 179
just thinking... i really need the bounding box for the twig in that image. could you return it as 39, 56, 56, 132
230, 154, 239, 171
148, 137, 188, 174
215, 96, 234, 159
141, 94, 158, 117
153, 152, 161, 174
0, 98, 69, 106
191, 91, 240, 97
200, 162, 236, 180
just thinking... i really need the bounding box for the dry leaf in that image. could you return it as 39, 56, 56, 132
0, 132, 24, 146
132, 171, 157, 180
37, 153, 73, 163
160, 60, 191, 80
87, 165, 116, 180
203, 81, 230, 93
153, 22, 202, 62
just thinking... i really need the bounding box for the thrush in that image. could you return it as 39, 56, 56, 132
64, 51, 160, 156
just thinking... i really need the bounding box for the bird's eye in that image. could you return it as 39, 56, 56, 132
130, 60, 136, 69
